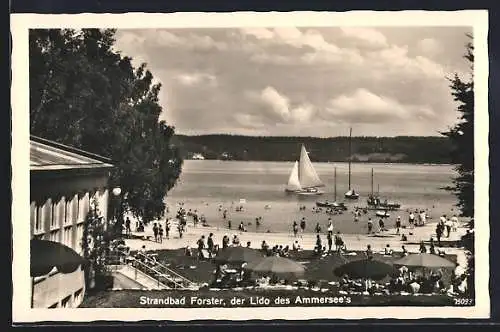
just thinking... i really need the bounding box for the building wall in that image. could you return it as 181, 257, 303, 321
30, 188, 110, 255
32, 266, 86, 308
30, 169, 112, 308
30, 171, 111, 255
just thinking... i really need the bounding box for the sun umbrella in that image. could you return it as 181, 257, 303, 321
213, 246, 263, 265
334, 258, 397, 280
30, 239, 87, 277
244, 255, 306, 276
324, 253, 350, 267
393, 253, 456, 269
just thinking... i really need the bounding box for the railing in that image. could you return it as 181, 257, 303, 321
129, 257, 170, 289
106, 248, 198, 290
133, 252, 198, 289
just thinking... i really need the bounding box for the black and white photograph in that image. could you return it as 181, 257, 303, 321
11, 11, 489, 321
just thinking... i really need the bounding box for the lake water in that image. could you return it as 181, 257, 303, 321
165, 160, 458, 234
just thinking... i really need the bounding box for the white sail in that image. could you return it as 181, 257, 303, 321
286, 161, 302, 191
298, 145, 324, 188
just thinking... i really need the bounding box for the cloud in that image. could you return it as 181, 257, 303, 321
154, 30, 228, 50
239, 27, 275, 40
250, 52, 296, 65
340, 27, 388, 47
241, 27, 365, 66
253, 86, 315, 124
367, 45, 446, 79
117, 30, 228, 52
417, 38, 442, 56
112, 27, 471, 136
325, 88, 435, 124
175, 72, 217, 86
302, 48, 364, 65
233, 113, 266, 129
240, 27, 340, 53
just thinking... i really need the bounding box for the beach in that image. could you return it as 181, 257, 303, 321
123, 208, 470, 269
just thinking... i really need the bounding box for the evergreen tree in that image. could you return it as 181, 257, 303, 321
442, 35, 474, 218
29, 29, 182, 224
442, 34, 475, 297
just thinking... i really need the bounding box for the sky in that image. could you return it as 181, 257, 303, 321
113, 26, 472, 137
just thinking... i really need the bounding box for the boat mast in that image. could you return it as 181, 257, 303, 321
377, 184, 380, 196
334, 167, 337, 201
348, 127, 352, 190
371, 168, 374, 197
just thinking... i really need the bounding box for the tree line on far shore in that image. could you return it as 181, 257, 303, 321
172, 134, 454, 164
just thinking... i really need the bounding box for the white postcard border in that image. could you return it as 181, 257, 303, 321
11, 10, 490, 322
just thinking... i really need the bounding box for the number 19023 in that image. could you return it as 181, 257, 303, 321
453, 298, 474, 306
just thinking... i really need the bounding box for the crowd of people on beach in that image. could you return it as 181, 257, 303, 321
124, 199, 464, 253
115, 199, 471, 298
338, 262, 467, 296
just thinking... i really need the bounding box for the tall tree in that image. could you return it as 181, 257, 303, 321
442, 34, 475, 298
442, 34, 474, 218
29, 29, 183, 224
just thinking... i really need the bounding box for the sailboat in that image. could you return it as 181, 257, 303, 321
285, 145, 325, 196
367, 168, 401, 210
344, 128, 359, 200
316, 166, 347, 210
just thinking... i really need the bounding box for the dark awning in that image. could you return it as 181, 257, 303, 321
30, 239, 87, 277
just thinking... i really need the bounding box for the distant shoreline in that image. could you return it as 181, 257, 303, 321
184, 159, 457, 166
173, 134, 455, 165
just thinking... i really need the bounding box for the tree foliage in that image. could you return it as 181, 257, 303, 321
29, 29, 183, 223
442, 35, 474, 218
443, 35, 475, 298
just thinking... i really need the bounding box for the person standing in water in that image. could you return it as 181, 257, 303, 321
327, 232, 333, 253
300, 218, 306, 237
293, 221, 299, 237
367, 218, 373, 234
409, 211, 415, 228
315, 222, 322, 234
378, 218, 385, 232
395, 216, 402, 235
327, 218, 334, 236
